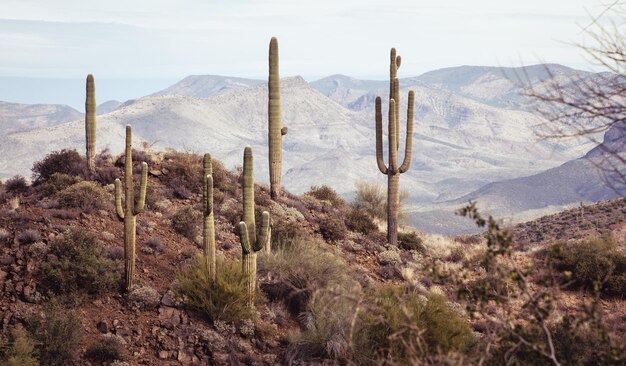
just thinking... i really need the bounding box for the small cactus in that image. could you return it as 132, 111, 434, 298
202, 153, 216, 282
85, 74, 96, 172
268, 37, 288, 200
115, 125, 148, 291
375, 48, 414, 246
237, 146, 270, 306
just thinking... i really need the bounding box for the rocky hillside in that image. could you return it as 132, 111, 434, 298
0, 149, 623, 365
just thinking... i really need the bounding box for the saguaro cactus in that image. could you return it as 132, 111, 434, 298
237, 146, 270, 306
115, 125, 148, 291
375, 48, 414, 246
268, 37, 288, 200
202, 153, 216, 281
85, 74, 96, 172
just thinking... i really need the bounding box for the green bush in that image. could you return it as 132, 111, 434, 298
85, 336, 123, 363
171, 206, 201, 240
26, 303, 82, 366
259, 238, 357, 315
548, 235, 626, 297
37, 173, 80, 197
55, 181, 109, 213
40, 228, 121, 294
318, 216, 347, 242
32, 149, 83, 184
0, 328, 39, 366
175, 256, 252, 322
4, 176, 29, 194
346, 208, 378, 235
359, 285, 474, 364
306, 185, 346, 207
398, 232, 425, 252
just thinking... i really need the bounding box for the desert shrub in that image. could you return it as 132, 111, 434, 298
346, 208, 378, 235
171, 206, 201, 240
115, 149, 153, 170
32, 149, 83, 184
259, 238, 356, 315
160, 151, 203, 195
306, 185, 346, 207
40, 228, 121, 294
146, 237, 165, 253
318, 216, 348, 242
17, 229, 41, 245
0, 328, 39, 366
271, 220, 308, 250
548, 235, 626, 297
286, 286, 361, 363
359, 285, 474, 363
397, 232, 425, 252
85, 336, 123, 363
37, 173, 80, 197
0, 229, 10, 243
352, 181, 386, 220
26, 303, 82, 366
4, 176, 28, 194
55, 181, 109, 213
175, 255, 251, 322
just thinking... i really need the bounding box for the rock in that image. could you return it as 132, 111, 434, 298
158, 307, 181, 329
0, 256, 15, 265
377, 250, 401, 265
140, 246, 154, 255
0, 270, 7, 283
103, 332, 127, 346
197, 329, 226, 352
97, 320, 109, 333
128, 285, 161, 309
161, 290, 182, 308
158, 350, 170, 359
238, 318, 255, 338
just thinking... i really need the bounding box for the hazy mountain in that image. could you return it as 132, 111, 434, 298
0, 65, 612, 236
153, 75, 264, 98
97, 100, 123, 115
0, 101, 82, 137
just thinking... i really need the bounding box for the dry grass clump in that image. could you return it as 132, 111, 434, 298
306, 185, 346, 207
175, 255, 252, 322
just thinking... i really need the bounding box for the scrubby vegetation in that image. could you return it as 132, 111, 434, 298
31, 149, 84, 184
55, 181, 109, 212
40, 228, 121, 294
175, 256, 252, 322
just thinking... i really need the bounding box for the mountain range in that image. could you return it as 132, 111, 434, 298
0, 64, 621, 234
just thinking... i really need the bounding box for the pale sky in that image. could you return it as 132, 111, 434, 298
0, 0, 619, 80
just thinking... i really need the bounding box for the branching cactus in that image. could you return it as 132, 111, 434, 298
268, 37, 288, 200
85, 74, 96, 172
115, 125, 148, 291
202, 153, 216, 282
375, 48, 415, 246
237, 146, 270, 306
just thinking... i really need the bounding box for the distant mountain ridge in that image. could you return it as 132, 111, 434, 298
0, 64, 617, 235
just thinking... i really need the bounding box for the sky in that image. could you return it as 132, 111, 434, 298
0, 0, 620, 108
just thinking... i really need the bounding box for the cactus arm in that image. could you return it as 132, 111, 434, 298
114, 178, 125, 220
239, 221, 252, 254
281, 127, 288, 135
133, 162, 148, 215
396, 55, 401, 69
375, 97, 389, 175
388, 99, 398, 174
253, 211, 270, 252
399, 90, 415, 173
394, 79, 400, 149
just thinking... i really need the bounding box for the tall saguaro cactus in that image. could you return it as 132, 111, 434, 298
85, 74, 97, 172
375, 48, 415, 246
237, 146, 270, 306
115, 125, 148, 291
268, 37, 288, 200
202, 153, 216, 281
